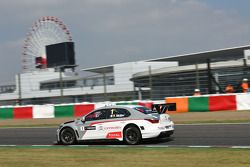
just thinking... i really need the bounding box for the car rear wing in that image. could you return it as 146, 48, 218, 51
152, 103, 176, 114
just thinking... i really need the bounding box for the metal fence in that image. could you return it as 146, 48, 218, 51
133, 59, 250, 99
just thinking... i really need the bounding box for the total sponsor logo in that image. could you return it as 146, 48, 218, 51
106, 132, 122, 139
103, 126, 122, 130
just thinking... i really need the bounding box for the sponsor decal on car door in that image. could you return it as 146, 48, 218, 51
106, 132, 122, 139
102, 122, 123, 139
80, 109, 108, 140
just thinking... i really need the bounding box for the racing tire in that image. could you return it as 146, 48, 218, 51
60, 128, 77, 145
123, 126, 141, 145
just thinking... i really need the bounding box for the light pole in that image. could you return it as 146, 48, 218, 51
103, 72, 107, 101
59, 67, 64, 102
148, 66, 152, 100
17, 73, 22, 105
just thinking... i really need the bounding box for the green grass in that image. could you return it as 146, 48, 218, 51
0, 147, 250, 167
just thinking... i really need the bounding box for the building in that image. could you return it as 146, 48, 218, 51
0, 45, 250, 105
132, 45, 250, 98
0, 61, 177, 105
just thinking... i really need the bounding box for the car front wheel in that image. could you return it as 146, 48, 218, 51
123, 126, 141, 145
60, 128, 76, 145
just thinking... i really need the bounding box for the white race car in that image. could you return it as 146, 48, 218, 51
56, 105, 174, 145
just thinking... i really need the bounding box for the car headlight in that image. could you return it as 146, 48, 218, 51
167, 116, 172, 122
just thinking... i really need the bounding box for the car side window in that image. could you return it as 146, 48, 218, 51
108, 108, 130, 119
85, 109, 107, 121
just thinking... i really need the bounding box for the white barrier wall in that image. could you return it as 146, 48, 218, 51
236, 94, 250, 110
33, 105, 55, 118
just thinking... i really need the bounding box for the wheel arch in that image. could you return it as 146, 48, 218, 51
122, 123, 141, 135
122, 123, 142, 144
59, 126, 79, 142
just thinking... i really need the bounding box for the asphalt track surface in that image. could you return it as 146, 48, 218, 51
0, 123, 250, 146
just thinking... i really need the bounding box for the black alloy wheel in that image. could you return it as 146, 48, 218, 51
124, 126, 141, 145
60, 128, 76, 145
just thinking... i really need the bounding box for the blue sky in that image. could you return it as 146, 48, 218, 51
1, 0, 250, 83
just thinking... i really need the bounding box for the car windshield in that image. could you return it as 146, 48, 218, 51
133, 106, 157, 114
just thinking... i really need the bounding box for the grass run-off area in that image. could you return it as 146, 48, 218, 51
0, 110, 250, 127
0, 146, 250, 167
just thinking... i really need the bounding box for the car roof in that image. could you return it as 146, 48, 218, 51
91, 105, 150, 118
95, 105, 146, 110
115, 105, 146, 109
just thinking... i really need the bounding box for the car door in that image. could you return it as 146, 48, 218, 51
101, 108, 130, 139
79, 109, 108, 140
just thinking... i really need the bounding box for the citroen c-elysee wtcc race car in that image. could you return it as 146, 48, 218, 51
56, 105, 174, 145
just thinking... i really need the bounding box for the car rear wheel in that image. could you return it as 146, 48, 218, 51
123, 126, 141, 145
60, 128, 76, 145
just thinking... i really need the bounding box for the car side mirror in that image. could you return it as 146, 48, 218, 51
81, 116, 86, 123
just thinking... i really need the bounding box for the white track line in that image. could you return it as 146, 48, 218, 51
0, 145, 249, 149
0, 145, 16, 147
31, 145, 53, 147
231, 146, 250, 149
188, 146, 212, 148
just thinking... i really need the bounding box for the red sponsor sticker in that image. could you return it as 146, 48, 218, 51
106, 132, 122, 139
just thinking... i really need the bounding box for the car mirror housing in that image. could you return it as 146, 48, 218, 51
81, 116, 86, 123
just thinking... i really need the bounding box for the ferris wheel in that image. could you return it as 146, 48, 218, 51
22, 16, 73, 72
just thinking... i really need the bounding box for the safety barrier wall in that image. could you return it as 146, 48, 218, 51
0, 107, 13, 119
0, 94, 249, 119
165, 93, 250, 113
0, 104, 95, 119
0, 101, 154, 119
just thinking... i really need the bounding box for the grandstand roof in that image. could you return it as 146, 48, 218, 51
81, 65, 113, 74
81, 45, 250, 74
146, 45, 250, 66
